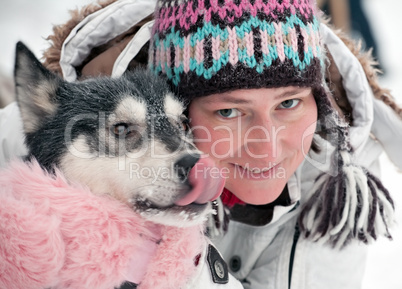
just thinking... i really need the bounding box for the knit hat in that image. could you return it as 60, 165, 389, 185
149, 0, 324, 99
149, 0, 394, 248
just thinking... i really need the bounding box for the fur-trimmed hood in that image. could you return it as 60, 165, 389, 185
43, 0, 117, 75
43, 0, 153, 81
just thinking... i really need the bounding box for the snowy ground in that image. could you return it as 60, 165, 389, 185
361, 2, 402, 288
0, 0, 401, 288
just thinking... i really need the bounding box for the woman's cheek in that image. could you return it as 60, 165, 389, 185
293, 119, 317, 157
191, 125, 212, 154
193, 127, 234, 160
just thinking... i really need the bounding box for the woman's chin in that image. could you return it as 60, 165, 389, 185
226, 180, 287, 205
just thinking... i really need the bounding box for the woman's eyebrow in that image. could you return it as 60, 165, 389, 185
203, 95, 252, 104
275, 88, 311, 100
202, 88, 311, 104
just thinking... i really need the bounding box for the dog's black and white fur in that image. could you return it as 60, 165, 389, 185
14, 42, 209, 226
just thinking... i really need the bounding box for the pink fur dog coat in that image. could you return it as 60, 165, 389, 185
0, 160, 206, 289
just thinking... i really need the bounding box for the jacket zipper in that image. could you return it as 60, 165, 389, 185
288, 223, 300, 289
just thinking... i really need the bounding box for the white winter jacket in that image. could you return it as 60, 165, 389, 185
1, 1, 402, 288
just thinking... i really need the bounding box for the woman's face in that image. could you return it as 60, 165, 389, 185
188, 86, 317, 205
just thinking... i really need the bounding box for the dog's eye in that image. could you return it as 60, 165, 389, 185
180, 115, 190, 132
112, 123, 131, 137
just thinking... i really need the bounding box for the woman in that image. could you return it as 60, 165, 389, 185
1, 0, 401, 288
148, 1, 396, 288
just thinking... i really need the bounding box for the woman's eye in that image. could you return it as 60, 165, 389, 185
278, 99, 300, 109
217, 108, 240, 118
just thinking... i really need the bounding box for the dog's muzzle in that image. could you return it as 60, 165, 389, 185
174, 155, 225, 206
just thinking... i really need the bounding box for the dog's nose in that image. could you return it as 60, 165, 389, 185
174, 154, 200, 181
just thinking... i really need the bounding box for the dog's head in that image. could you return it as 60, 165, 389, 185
14, 42, 223, 226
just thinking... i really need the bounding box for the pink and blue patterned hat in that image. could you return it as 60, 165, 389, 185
149, 0, 324, 99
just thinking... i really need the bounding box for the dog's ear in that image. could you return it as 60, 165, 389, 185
14, 41, 61, 134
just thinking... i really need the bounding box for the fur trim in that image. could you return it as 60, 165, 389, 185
42, 0, 117, 75
0, 160, 205, 289
322, 18, 402, 120
139, 226, 204, 289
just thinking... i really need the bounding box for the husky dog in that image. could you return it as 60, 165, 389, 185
14, 42, 220, 226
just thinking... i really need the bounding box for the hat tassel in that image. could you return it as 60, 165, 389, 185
299, 150, 395, 249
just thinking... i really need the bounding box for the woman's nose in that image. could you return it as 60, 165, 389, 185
242, 122, 284, 159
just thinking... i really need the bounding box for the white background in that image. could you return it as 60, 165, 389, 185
0, 0, 401, 288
